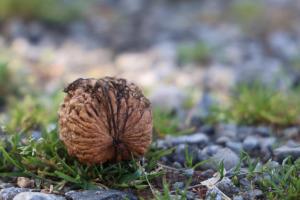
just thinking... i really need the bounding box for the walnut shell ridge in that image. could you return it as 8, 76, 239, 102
58, 77, 153, 164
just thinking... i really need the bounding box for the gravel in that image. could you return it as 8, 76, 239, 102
13, 192, 65, 200
0, 187, 31, 200
65, 190, 137, 200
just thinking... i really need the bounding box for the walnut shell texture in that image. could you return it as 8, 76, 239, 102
58, 77, 152, 164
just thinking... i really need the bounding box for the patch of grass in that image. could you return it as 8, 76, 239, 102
0, 0, 89, 24
0, 125, 169, 192
177, 42, 211, 65
207, 84, 300, 126
2, 92, 63, 134
153, 109, 180, 136
258, 158, 300, 200
0, 63, 19, 106
184, 147, 209, 169
153, 177, 192, 200
229, 0, 264, 25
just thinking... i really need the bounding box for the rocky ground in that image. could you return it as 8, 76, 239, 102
1, 0, 300, 199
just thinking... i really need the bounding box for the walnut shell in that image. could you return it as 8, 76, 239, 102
58, 77, 152, 164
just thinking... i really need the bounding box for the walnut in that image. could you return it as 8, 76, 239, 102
58, 77, 152, 164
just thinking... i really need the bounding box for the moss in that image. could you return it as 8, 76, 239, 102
0, 0, 88, 24
0, 63, 19, 107
177, 42, 211, 65
208, 84, 300, 126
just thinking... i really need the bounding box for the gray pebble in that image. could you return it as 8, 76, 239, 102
216, 124, 237, 139
233, 195, 244, 200
0, 187, 30, 200
282, 127, 299, 139
65, 190, 137, 200
243, 136, 260, 152
239, 178, 252, 190
186, 191, 197, 200
226, 141, 243, 154
255, 126, 271, 137
259, 137, 276, 149
172, 182, 185, 190
216, 177, 239, 198
216, 136, 230, 146
167, 132, 209, 146
0, 182, 14, 189
211, 148, 240, 170
274, 146, 300, 162
13, 192, 65, 200
244, 189, 264, 199
172, 161, 183, 169
182, 168, 194, 178
205, 187, 222, 200
202, 145, 222, 156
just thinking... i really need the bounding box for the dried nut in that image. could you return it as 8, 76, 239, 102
17, 177, 34, 188
58, 77, 153, 164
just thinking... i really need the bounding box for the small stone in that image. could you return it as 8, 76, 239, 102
259, 137, 276, 149
186, 191, 197, 200
255, 126, 271, 137
65, 190, 137, 200
243, 136, 260, 152
199, 125, 215, 136
150, 85, 186, 112
0, 182, 14, 189
202, 145, 222, 156
172, 182, 185, 190
200, 169, 215, 179
216, 177, 239, 198
167, 132, 209, 146
17, 177, 34, 188
183, 168, 194, 178
265, 161, 279, 168
283, 127, 299, 139
239, 178, 252, 190
274, 146, 300, 162
244, 189, 264, 199
237, 126, 254, 140
211, 148, 239, 170
172, 161, 183, 169
0, 187, 30, 200
286, 140, 300, 147
31, 131, 42, 140
216, 124, 237, 139
13, 192, 65, 200
233, 195, 244, 200
216, 136, 230, 146
205, 187, 222, 200
174, 144, 187, 164
226, 141, 243, 154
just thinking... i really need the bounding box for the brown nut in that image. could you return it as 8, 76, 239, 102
58, 77, 152, 164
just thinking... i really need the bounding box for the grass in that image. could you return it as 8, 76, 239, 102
154, 177, 189, 200
0, 63, 19, 106
0, 125, 170, 192
207, 84, 300, 126
177, 42, 211, 65
0, 0, 89, 24
2, 92, 63, 134
258, 158, 300, 200
153, 109, 180, 136
228, 0, 264, 26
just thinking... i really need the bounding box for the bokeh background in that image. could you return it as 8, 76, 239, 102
1, 1, 300, 199
1, 0, 300, 133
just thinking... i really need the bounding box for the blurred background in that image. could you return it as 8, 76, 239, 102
1, 0, 300, 135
